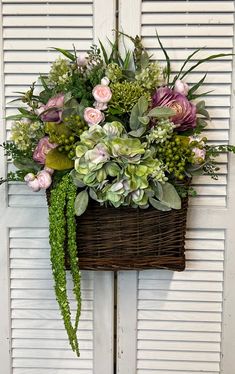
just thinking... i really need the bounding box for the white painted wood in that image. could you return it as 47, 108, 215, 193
117, 271, 138, 374
220, 19, 235, 374
117, 1, 235, 373
94, 272, 114, 374
0, 1, 116, 373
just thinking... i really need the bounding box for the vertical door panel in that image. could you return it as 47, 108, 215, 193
0, 1, 115, 373
117, 1, 235, 373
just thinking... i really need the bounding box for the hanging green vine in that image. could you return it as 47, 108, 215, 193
66, 180, 81, 335
48, 173, 81, 356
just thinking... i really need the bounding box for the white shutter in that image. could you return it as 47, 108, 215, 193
117, 1, 235, 373
0, 1, 115, 373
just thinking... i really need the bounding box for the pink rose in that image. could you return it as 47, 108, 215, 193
33, 136, 57, 165
84, 107, 104, 126
27, 178, 41, 192
92, 85, 112, 103
39, 93, 64, 123
174, 79, 189, 96
37, 170, 52, 189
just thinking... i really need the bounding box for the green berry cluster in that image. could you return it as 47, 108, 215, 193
64, 114, 88, 136
56, 135, 76, 159
156, 136, 195, 180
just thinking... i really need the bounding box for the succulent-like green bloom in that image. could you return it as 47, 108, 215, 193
74, 119, 167, 209
103, 121, 124, 137
110, 138, 145, 162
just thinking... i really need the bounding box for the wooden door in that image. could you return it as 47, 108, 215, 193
0, 1, 115, 373
117, 1, 235, 373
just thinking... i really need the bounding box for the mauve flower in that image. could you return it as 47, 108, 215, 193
92, 84, 112, 103
84, 107, 104, 126
33, 136, 57, 165
39, 93, 64, 123
27, 178, 41, 192
37, 170, 52, 189
152, 86, 196, 131
174, 79, 189, 96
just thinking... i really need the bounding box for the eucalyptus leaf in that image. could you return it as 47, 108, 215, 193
70, 170, 85, 188
152, 181, 163, 200
161, 182, 181, 209
138, 116, 150, 125
149, 197, 171, 211
130, 96, 149, 131
129, 126, 146, 138
147, 107, 175, 118
74, 190, 89, 216
130, 103, 139, 131
137, 96, 149, 114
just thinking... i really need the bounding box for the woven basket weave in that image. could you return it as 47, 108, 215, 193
74, 199, 188, 271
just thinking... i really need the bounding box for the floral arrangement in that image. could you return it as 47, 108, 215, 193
1, 33, 235, 356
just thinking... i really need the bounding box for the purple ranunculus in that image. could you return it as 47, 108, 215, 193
152, 87, 197, 131
39, 93, 64, 123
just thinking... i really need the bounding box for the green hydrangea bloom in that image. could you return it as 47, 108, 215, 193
105, 63, 123, 83
109, 81, 150, 113
135, 62, 164, 91
48, 57, 72, 85
11, 120, 44, 151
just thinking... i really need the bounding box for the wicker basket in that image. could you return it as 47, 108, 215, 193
47, 189, 188, 271
65, 198, 188, 272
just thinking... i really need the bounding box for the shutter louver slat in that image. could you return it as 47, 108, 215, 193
10, 228, 94, 373
137, 228, 225, 373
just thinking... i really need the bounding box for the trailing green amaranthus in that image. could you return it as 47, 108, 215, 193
49, 174, 81, 356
